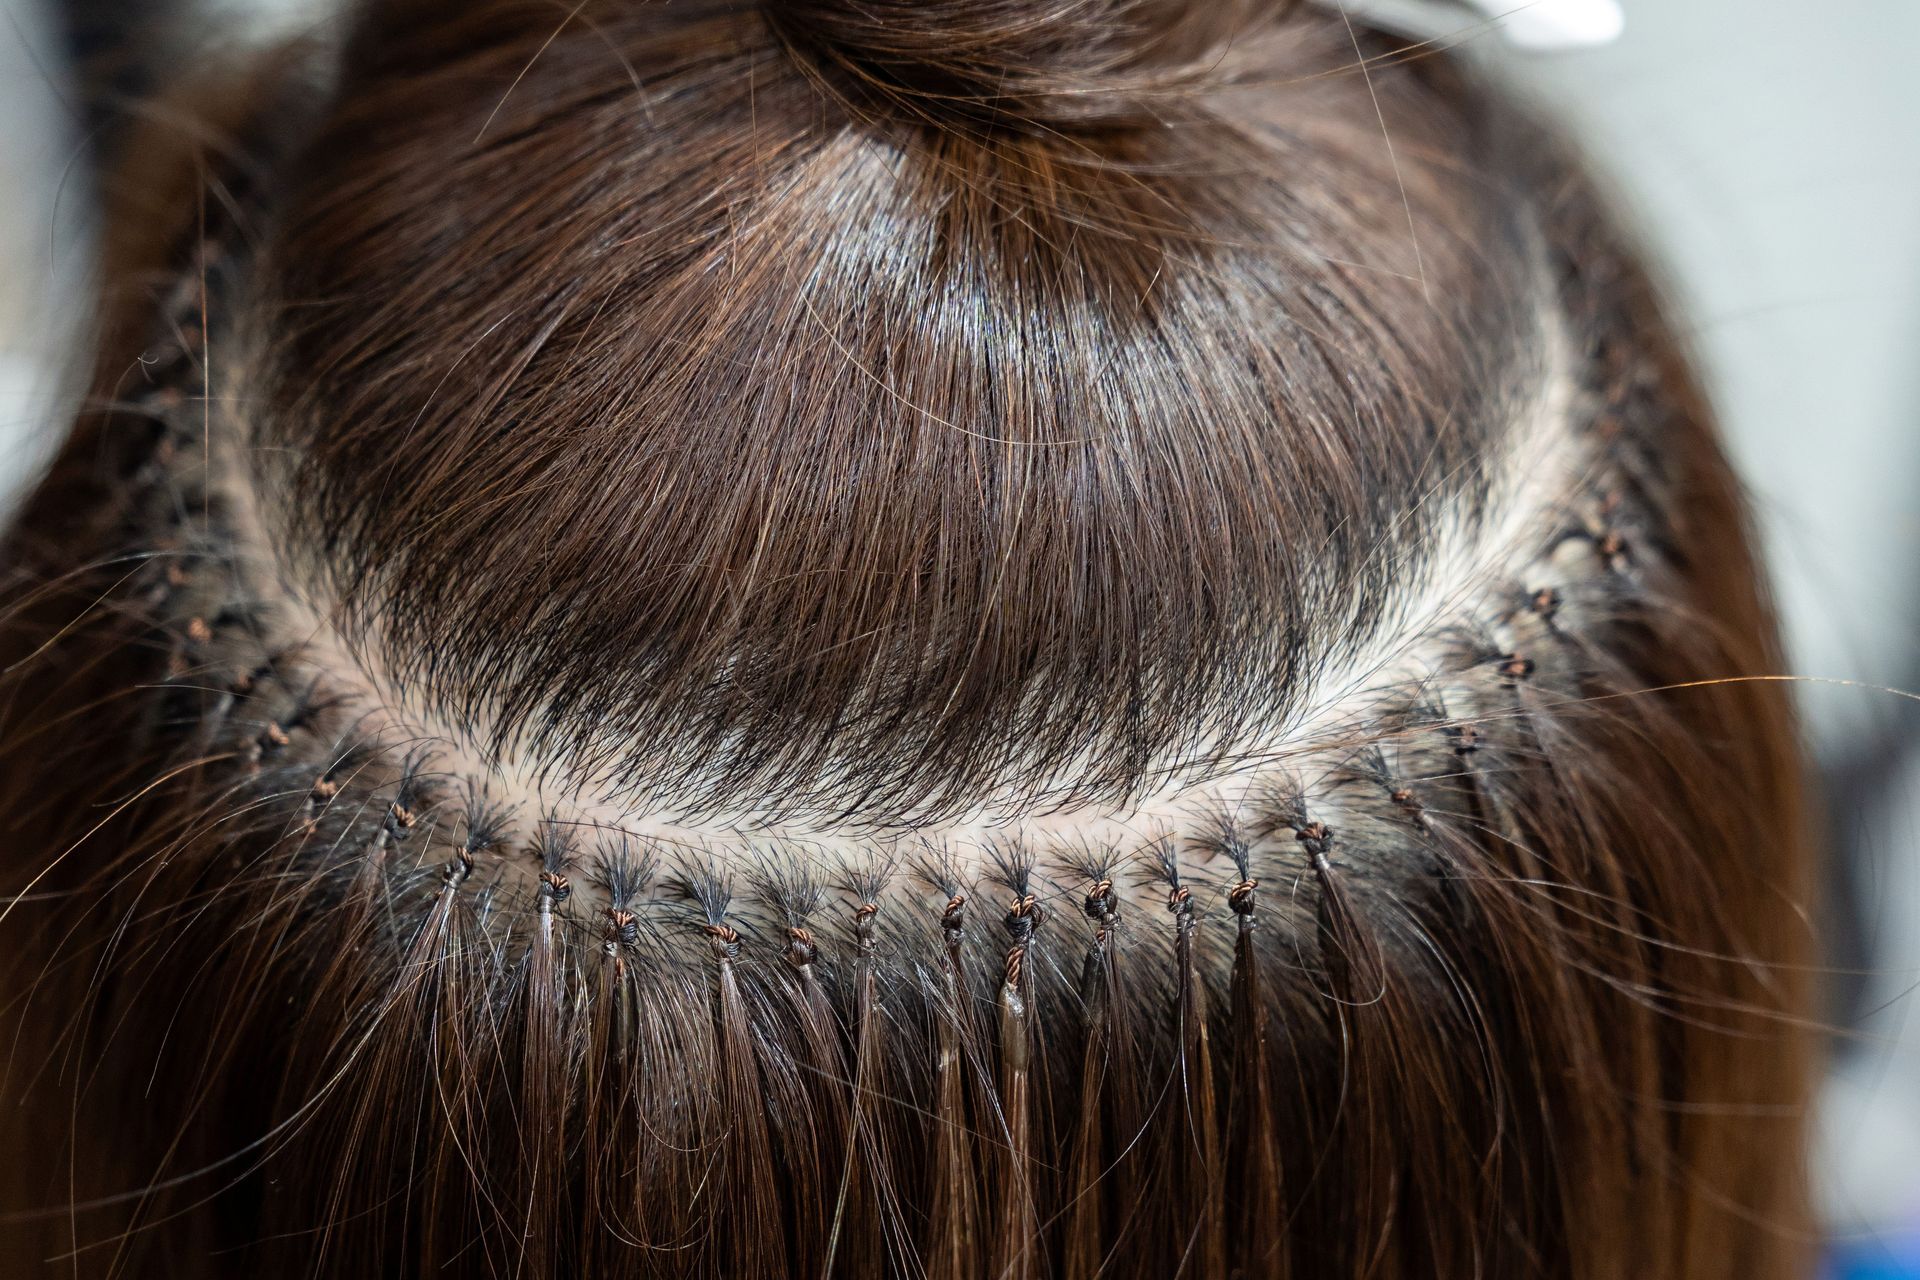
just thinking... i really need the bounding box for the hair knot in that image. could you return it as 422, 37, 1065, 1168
608, 908, 640, 947
1083, 878, 1117, 922
1227, 878, 1258, 916
785, 925, 818, 968
763, 0, 1285, 132
1003, 892, 1042, 944
703, 922, 742, 961
1499, 654, 1537, 682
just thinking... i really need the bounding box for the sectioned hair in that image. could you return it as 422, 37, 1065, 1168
0, 1, 1815, 1277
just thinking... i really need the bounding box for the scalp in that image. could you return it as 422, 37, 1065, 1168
238, 0, 1547, 826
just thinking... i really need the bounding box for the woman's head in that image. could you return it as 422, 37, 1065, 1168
0, 1, 1814, 1276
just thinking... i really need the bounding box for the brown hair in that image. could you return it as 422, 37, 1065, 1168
0, 1, 1815, 1276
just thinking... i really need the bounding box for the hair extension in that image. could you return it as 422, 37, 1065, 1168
681, 859, 786, 1278
825, 856, 902, 1276
579, 835, 652, 1262
986, 844, 1048, 1280
395, 782, 506, 1262
747, 850, 844, 1278
913, 846, 984, 1280
1151, 837, 1226, 1276
1059, 843, 1145, 1280
514, 817, 577, 1274
1209, 816, 1287, 1280
616, 899, 716, 1273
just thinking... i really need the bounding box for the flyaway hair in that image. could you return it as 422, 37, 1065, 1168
0, 0, 1814, 1277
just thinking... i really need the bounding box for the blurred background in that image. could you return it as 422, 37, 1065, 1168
1, 0, 1916, 1272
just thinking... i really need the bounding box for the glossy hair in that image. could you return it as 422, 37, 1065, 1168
0, 1, 1814, 1276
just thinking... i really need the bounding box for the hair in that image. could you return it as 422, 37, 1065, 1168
0, 1, 1816, 1277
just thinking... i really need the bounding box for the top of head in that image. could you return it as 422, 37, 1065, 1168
227, 0, 1566, 841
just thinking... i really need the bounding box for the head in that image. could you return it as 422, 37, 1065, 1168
0, 1, 1814, 1276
